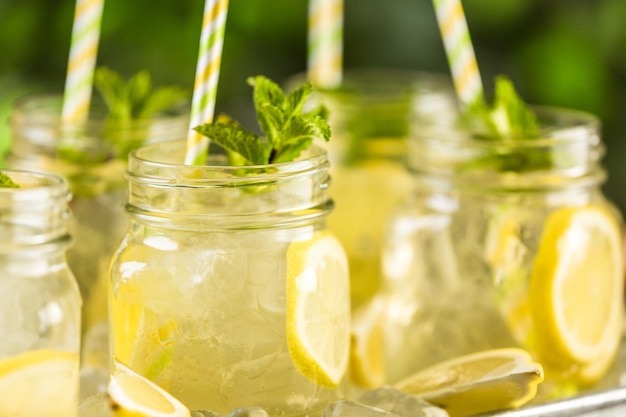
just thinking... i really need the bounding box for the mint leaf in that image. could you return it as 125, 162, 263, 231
194, 116, 271, 165
460, 76, 554, 172
94, 67, 188, 121
0, 172, 19, 188
490, 76, 539, 139
194, 75, 331, 166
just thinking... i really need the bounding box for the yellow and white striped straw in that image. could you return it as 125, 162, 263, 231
307, 0, 343, 89
184, 0, 229, 166
62, 0, 104, 123
432, 0, 483, 106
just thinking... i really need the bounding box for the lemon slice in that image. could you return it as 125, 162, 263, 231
0, 349, 79, 417
349, 296, 387, 389
286, 230, 351, 388
529, 205, 623, 381
395, 348, 544, 417
108, 360, 190, 417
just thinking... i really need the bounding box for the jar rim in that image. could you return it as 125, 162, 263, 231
11, 93, 190, 127
415, 105, 600, 149
407, 105, 605, 189
0, 169, 70, 202
286, 68, 453, 94
128, 139, 330, 186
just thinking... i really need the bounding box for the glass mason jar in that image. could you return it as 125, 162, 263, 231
290, 69, 455, 310
6, 93, 189, 341
0, 169, 81, 417
109, 140, 351, 415
378, 107, 624, 397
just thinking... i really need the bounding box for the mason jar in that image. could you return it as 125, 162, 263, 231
0, 169, 81, 417
288, 69, 455, 310
378, 107, 624, 397
6, 93, 190, 340
109, 140, 351, 416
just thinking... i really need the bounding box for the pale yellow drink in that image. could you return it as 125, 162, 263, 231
0, 170, 81, 416
7, 94, 189, 337
374, 107, 624, 398
109, 141, 351, 416
300, 69, 455, 309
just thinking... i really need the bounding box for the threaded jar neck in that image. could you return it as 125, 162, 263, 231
0, 170, 71, 251
8, 94, 190, 161
408, 106, 606, 192
126, 140, 333, 229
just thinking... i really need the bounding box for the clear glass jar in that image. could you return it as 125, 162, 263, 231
379, 107, 624, 397
293, 69, 455, 310
6, 93, 190, 341
0, 169, 81, 417
109, 140, 351, 416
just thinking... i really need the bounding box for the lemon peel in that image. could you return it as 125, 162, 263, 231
395, 348, 544, 417
529, 206, 623, 383
0, 349, 79, 417
108, 360, 190, 417
286, 230, 350, 388
349, 296, 387, 389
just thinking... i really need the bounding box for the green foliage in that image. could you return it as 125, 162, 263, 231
461, 76, 554, 173
94, 66, 188, 121
194, 76, 330, 166
0, 171, 19, 188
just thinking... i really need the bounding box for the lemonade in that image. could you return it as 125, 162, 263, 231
0, 169, 81, 416
7, 93, 190, 339
288, 69, 456, 310
109, 141, 351, 416
373, 106, 623, 397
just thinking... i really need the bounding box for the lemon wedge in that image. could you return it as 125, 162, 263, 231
528, 205, 623, 383
108, 360, 190, 417
395, 348, 544, 417
0, 349, 79, 417
349, 296, 387, 389
286, 230, 351, 388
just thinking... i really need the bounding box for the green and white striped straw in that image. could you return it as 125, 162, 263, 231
432, 0, 483, 106
62, 0, 104, 123
307, 0, 343, 89
184, 0, 229, 165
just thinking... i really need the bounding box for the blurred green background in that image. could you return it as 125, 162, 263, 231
0, 0, 625, 213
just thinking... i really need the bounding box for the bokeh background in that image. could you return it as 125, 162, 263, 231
1, 0, 625, 213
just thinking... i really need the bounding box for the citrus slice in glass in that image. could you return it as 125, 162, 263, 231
0, 349, 79, 417
395, 348, 544, 417
108, 360, 190, 417
286, 230, 351, 388
528, 205, 623, 382
349, 296, 387, 389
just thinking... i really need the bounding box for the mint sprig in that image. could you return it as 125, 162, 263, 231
0, 172, 19, 188
194, 76, 330, 165
461, 76, 554, 172
59, 67, 189, 167
94, 67, 188, 121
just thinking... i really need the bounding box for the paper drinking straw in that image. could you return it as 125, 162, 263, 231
62, 0, 105, 123
432, 0, 483, 106
184, 0, 229, 165
307, 0, 343, 89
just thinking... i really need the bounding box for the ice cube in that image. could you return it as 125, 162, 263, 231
225, 406, 269, 417
191, 410, 223, 417
78, 393, 112, 417
360, 387, 449, 417
323, 400, 400, 417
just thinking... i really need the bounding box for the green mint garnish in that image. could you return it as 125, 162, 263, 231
464, 76, 539, 140
94, 67, 188, 121
194, 75, 331, 165
461, 76, 554, 172
0, 172, 19, 188
59, 68, 189, 169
